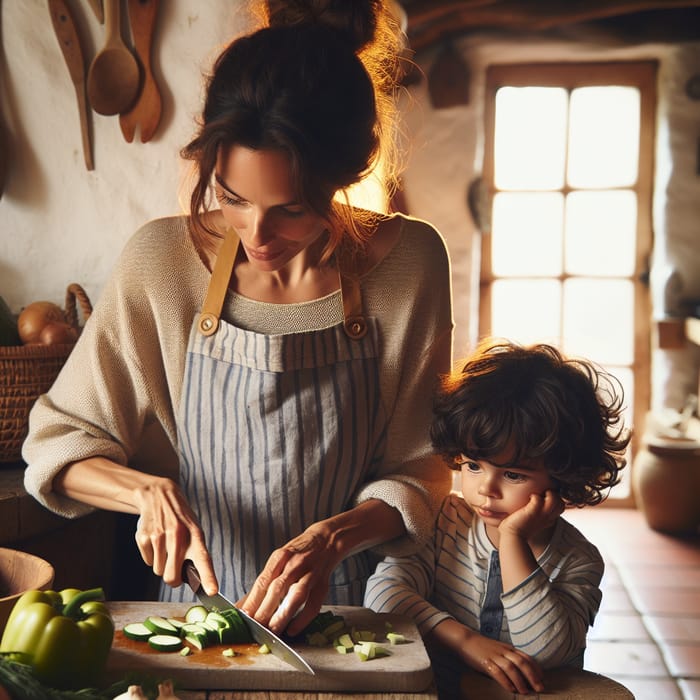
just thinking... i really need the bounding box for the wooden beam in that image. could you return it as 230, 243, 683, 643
405, 0, 700, 51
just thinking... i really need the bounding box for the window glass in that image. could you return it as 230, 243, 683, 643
491, 279, 561, 345
562, 278, 634, 365
565, 190, 637, 277
492, 192, 564, 276
494, 87, 568, 190
568, 86, 640, 188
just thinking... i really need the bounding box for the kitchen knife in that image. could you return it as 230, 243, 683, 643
181, 559, 314, 675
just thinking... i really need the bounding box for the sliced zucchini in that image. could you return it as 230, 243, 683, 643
148, 634, 183, 652
144, 615, 179, 635
386, 632, 407, 645
184, 634, 206, 651
123, 622, 153, 642
185, 605, 209, 624
167, 617, 185, 631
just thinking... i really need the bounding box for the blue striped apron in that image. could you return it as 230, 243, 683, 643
162, 229, 387, 605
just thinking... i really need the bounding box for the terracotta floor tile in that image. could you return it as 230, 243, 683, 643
619, 564, 700, 589
589, 612, 651, 641
679, 678, 700, 700
662, 643, 700, 678
584, 640, 669, 677
598, 586, 637, 614
630, 587, 700, 616
644, 615, 700, 643
601, 563, 624, 588
607, 676, 683, 700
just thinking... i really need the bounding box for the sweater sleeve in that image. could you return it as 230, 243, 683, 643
22, 218, 200, 517
353, 217, 454, 555
364, 516, 453, 636
501, 522, 604, 668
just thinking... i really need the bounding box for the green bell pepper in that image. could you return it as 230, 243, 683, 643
0, 586, 114, 690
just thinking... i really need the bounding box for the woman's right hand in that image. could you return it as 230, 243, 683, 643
133, 475, 218, 594
53, 457, 218, 595
429, 619, 545, 695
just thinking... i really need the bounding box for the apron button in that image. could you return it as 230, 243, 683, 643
199, 313, 218, 335
345, 317, 367, 339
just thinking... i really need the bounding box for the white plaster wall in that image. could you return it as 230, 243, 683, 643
1, 0, 253, 310
1, 2, 699, 409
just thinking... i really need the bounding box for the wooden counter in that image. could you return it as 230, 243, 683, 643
168, 667, 634, 699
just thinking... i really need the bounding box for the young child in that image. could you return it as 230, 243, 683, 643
364, 339, 630, 696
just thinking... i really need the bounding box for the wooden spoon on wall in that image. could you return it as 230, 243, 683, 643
87, 0, 140, 115
119, 0, 162, 143
48, 0, 93, 170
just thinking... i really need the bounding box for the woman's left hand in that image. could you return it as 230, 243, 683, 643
239, 523, 338, 636
241, 499, 405, 636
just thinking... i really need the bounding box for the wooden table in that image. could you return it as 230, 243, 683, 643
153, 668, 633, 699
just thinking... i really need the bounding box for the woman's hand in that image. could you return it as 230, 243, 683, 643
429, 619, 545, 695
53, 457, 218, 595
133, 475, 217, 595
240, 522, 339, 636
241, 499, 405, 636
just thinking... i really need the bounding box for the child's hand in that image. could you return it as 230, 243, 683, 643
462, 634, 545, 694
429, 619, 545, 694
499, 489, 564, 540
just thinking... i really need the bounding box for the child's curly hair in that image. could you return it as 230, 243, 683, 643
430, 339, 631, 506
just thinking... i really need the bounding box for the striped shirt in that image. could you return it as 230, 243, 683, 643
364, 492, 603, 668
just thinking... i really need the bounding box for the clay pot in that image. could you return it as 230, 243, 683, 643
633, 436, 700, 534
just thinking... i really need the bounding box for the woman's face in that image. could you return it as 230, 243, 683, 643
214, 146, 328, 272
457, 453, 554, 527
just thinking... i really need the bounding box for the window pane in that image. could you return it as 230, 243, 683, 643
492, 279, 561, 345
562, 278, 634, 364
492, 192, 564, 276
568, 86, 640, 188
565, 190, 637, 276
494, 87, 568, 190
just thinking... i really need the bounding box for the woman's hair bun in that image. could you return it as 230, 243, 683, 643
263, 0, 383, 53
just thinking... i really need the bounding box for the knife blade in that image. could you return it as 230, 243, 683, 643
181, 559, 314, 675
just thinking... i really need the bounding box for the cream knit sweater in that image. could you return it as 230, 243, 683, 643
23, 213, 454, 554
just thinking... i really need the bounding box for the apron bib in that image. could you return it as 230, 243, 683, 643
163, 230, 387, 605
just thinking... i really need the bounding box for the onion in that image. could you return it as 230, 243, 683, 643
38, 321, 79, 345
17, 301, 66, 344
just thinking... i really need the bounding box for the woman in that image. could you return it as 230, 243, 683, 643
23, 0, 453, 636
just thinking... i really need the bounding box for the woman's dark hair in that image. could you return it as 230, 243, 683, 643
181, 0, 404, 260
430, 339, 632, 506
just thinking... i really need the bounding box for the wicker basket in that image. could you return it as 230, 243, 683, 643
0, 284, 92, 464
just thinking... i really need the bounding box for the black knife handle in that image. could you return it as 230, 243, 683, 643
182, 559, 202, 593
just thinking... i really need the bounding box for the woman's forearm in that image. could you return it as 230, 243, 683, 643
316, 498, 405, 561
52, 456, 171, 515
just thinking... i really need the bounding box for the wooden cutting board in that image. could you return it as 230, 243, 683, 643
103, 602, 434, 692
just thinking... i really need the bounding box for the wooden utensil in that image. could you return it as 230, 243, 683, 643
87, 0, 140, 115
119, 0, 162, 143
48, 0, 94, 170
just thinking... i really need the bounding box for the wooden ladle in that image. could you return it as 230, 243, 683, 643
87, 0, 140, 115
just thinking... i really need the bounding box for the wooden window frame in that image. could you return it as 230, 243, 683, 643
480, 61, 658, 507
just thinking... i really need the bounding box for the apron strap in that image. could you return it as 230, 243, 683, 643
197, 227, 367, 340
339, 269, 367, 340
198, 229, 240, 336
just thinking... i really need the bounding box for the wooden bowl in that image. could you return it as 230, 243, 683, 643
0, 547, 55, 635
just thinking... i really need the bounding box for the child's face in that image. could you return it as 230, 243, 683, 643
457, 452, 554, 526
